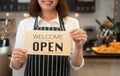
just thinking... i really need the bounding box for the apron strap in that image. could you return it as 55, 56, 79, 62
34, 17, 38, 30
33, 17, 65, 31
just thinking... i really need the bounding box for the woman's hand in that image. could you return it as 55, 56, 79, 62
70, 28, 87, 67
10, 48, 27, 69
70, 28, 87, 49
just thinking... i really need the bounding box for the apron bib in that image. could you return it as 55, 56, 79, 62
24, 17, 70, 76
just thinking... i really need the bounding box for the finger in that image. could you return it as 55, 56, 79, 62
70, 29, 86, 36
70, 29, 78, 33
14, 48, 27, 53
70, 28, 84, 33
72, 34, 87, 40
72, 33, 87, 38
12, 51, 27, 59
70, 29, 80, 35
74, 36, 87, 41
12, 48, 27, 56
12, 54, 22, 59
12, 58, 25, 64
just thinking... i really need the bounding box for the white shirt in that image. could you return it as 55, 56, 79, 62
11, 16, 84, 76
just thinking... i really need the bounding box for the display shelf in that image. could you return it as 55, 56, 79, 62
83, 51, 120, 58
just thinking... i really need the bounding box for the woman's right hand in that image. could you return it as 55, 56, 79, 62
10, 48, 27, 69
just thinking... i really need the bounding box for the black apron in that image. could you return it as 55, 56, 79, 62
24, 17, 70, 76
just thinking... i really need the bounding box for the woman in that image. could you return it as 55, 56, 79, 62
10, 0, 87, 76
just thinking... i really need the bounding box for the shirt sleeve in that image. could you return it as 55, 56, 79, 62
66, 17, 84, 70
69, 39, 84, 71
70, 57, 84, 71
9, 20, 26, 69
14, 21, 26, 48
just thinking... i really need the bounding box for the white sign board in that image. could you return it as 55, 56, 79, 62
25, 30, 71, 56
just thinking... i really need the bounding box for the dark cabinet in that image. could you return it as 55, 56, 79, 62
0, 0, 29, 11
0, 0, 96, 13
75, 0, 96, 13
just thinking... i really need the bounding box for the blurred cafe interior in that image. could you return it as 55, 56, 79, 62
0, 0, 120, 76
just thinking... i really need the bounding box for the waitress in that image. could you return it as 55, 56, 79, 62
10, 0, 87, 76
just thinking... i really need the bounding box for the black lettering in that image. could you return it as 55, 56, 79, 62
33, 34, 39, 39
49, 42, 54, 51
41, 42, 47, 51
55, 43, 63, 51
33, 42, 39, 51
33, 34, 43, 39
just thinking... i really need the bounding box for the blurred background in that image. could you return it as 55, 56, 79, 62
0, 0, 120, 76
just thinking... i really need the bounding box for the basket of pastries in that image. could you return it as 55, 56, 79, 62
92, 42, 120, 54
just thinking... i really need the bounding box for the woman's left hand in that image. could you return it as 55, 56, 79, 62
70, 28, 87, 49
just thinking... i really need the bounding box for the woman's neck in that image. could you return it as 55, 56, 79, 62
40, 10, 57, 21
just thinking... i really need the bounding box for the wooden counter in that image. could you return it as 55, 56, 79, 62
83, 50, 120, 62
85, 58, 120, 63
